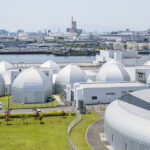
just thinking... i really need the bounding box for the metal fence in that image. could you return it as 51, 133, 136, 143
67, 112, 81, 150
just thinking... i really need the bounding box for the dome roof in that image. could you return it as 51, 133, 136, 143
96, 60, 130, 82
40, 60, 60, 72
144, 60, 150, 66
12, 67, 51, 90
2, 71, 11, 85
0, 61, 12, 72
55, 65, 87, 85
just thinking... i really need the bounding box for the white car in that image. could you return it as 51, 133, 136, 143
0, 102, 2, 110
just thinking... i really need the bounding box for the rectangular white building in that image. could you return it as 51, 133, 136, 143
74, 82, 149, 104
126, 65, 150, 83
95, 50, 149, 66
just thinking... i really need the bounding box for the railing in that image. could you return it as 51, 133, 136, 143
68, 112, 81, 150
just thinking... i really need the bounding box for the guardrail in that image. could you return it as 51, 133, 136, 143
68, 112, 81, 150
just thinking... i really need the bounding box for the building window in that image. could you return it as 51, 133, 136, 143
129, 90, 133, 93
138, 73, 144, 79
125, 143, 128, 150
106, 93, 115, 95
92, 96, 97, 100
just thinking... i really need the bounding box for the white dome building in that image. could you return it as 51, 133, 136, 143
105, 89, 150, 150
96, 60, 130, 82
0, 61, 15, 95
0, 61, 12, 72
12, 67, 52, 104
0, 73, 5, 96
40, 60, 60, 73
55, 65, 87, 93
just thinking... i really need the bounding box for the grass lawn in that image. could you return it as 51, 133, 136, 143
0, 95, 59, 110
70, 111, 100, 150
0, 116, 75, 150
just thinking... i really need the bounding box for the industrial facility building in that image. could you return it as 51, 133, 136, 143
73, 82, 148, 104
105, 89, 150, 150
64, 60, 149, 104
0, 57, 149, 105
12, 67, 52, 104
126, 60, 150, 83
95, 50, 149, 66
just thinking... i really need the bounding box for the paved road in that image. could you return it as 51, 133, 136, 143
53, 95, 65, 105
86, 105, 108, 150
0, 105, 75, 114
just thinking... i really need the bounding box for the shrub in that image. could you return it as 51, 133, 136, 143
70, 112, 75, 116
0, 112, 69, 119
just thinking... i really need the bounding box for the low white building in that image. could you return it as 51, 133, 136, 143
126, 65, 150, 83
95, 50, 149, 66
126, 59, 150, 83
73, 82, 149, 104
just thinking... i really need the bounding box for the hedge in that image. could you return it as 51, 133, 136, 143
0, 111, 74, 119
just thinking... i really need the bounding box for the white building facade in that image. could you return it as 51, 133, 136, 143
95, 50, 149, 66
74, 82, 149, 104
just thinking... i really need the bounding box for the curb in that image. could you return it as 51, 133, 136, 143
85, 117, 103, 149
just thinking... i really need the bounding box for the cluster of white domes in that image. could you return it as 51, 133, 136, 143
96, 60, 130, 82
12, 67, 52, 103
55, 64, 87, 93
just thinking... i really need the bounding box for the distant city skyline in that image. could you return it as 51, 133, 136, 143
0, 0, 150, 32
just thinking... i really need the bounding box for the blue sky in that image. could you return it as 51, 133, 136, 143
0, 0, 150, 32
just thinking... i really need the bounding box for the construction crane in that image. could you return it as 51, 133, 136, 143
69, 32, 81, 52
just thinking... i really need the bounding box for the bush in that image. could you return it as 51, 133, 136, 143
70, 112, 75, 116
0, 112, 70, 119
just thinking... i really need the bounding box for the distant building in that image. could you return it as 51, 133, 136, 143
17, 29, 24, 35
0, 30, 9, 36
95, 49, 150, 66
66, 17, 83, 34
18, 32, 44, 41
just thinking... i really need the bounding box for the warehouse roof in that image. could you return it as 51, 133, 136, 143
79, 81, 148, 88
